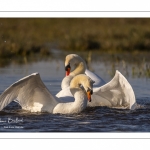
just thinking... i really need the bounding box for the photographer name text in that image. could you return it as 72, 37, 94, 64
0, 117, 23, 124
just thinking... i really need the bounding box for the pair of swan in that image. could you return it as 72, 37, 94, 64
0, 54, 136, 114
56, 54, 136, 110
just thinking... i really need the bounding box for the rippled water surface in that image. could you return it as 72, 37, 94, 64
0, 55, 150, 132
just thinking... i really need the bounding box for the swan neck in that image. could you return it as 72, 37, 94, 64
70, 62, 86, 76
61, 75, 74, 89
71, 87, 87, 112
53, 87, 87, 114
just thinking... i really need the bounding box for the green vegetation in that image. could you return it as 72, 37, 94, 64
0, 18, 150, 69
1, 18, 150, 55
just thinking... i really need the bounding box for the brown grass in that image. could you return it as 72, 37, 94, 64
0, 18, 150, 58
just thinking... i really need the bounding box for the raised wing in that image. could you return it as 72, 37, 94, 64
85, 69, 106, 87
0, 73, 58, 112
93, 70, 136, 109
60, 68, 106, 90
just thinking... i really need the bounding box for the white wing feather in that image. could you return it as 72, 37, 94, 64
93, 70, 136, 109
85, 69, 106, 87
0, 73, 58, 112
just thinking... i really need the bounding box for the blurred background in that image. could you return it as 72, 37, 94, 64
0, 18, 150, 78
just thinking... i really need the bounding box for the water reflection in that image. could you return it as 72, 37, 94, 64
0, 50, 150, 78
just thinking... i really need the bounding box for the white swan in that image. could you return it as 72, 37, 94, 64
0, 73, 94, 114
56, 54, 136, 110
61, 54, 106, 89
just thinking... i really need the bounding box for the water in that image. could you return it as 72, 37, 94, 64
0, 55, 150, 132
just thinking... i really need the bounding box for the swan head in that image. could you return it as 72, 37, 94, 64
65, 54, 87, 76
65, 63, 71, 76
80, 76, 94, 102
70, 74, 94, 102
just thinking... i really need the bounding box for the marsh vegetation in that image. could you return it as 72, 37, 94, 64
0, 18, 150, 77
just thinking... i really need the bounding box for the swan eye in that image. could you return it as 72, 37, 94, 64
78, 84, 82, 88
87, 88, 93, 95
65, 63, 71, 71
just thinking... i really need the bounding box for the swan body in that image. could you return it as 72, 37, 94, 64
56, 54, 136, 110
0, 73, 93, 114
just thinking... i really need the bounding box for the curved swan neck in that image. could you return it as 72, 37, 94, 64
70, 76, 87, 109
53, 74, 93, 114
71, 88, 87, 110
61, 75, 74, 89
70, 62, 86, 76
61, 61, 86, 89
53, 87, 87, 114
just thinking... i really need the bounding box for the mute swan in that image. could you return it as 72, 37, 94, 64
0, 73, 94, 114
61, 54, 106, 89
56, 54, 136, 110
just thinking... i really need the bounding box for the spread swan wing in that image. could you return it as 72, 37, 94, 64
0, 73, 58, 112
85, 69, 106, 87
93, 70, 136, 109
